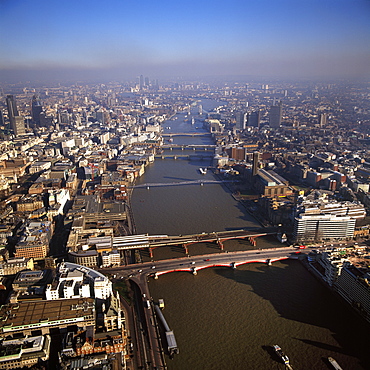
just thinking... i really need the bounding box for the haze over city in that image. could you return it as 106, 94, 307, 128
1, 0, 370, 82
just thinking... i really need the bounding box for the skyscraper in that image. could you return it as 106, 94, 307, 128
235, 111, 246, 130
319, 113, 327, 127
247, 110, 261, 128
6, 95, 25, 136
269, 101, 282, 128
31, 95, 43, 126
139, 75, 144, 90
252, 152, 260, 176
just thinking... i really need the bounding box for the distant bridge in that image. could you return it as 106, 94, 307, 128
161, 144, 216, 149
162, 132, 211, 137
132, 179, 233, 188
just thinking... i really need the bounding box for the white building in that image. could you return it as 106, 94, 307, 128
101, 250, 121, 267
293, 214, 356, 242
45, 262, 112, 301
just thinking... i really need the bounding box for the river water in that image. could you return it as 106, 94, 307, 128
131, 99, 369, 369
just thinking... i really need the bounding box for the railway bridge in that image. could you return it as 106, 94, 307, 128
106, 229, 277, 258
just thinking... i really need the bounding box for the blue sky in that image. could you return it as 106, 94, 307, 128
1, 0, 369, 81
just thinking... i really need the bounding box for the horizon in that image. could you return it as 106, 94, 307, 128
1, 0, 370, 84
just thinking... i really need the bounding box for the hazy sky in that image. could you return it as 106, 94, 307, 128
1, 0, 369, 81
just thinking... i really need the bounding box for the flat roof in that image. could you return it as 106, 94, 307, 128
0, 298, 95, 331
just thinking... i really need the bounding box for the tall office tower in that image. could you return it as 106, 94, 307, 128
319, 113, 327, 127
139, 75, 144, 90
247, 110, 261, 128
269, 101, 282, 128
31, 95, 43, 125
144, 76, 149, 87
252, 152, 260, 176
0, 109, 4, 126
6, 95, 25, 136
235, 111, 246, 130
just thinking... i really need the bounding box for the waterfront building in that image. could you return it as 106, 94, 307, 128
255, 169, 292, 197
313, 250, 370, 323
293, 214, 356, 242
335, 265, 370, 322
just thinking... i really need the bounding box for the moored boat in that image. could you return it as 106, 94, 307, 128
328, 357, 343, 370
273, 345, 289, 365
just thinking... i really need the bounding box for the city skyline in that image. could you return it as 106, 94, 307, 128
0, 0, 370, 82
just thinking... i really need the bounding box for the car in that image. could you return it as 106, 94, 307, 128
204, 259, 210, 261
138, 269, 143, 273
151, 266, 156, 269
191, 261, 195, 264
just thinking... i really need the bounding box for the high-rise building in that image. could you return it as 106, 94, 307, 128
235, 111, 246, 130
319, 113, 327, 127
247, 110, 261, 128
6, 95, 25, 136
139, 75, 144, 90
252, 152, 260, 176
31, 95, 43, 125
269, 101, 282, 128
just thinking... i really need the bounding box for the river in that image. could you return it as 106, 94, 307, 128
131, 99, 369, 369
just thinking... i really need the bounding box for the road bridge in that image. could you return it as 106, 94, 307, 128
103, 246, 306, 368
132, 179, 233, 189
161, 144, 216, 149
162, 132, 211, 137
154, 154, 214, 160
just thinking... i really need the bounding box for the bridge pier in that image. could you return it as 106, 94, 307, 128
149, 247, 154, 258
248, 237, 257, 247
266, 259, 271, 265
217, 238, 224, 251
183, 244, 189, 254
154, 273, 158, 279
230, 262, 236, 269
192, 267, 197, 275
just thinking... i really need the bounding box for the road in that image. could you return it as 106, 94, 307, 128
102, 246, 307, 369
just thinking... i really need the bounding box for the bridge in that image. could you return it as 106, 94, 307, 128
162, 132, 211, 137
161, 144, 216, 149
97, 229, 277, 258
102, 246, 305, 369
154, 154, 214, 160
132, 179, 232, 188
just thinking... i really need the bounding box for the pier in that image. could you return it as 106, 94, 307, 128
154, 305, 179, 356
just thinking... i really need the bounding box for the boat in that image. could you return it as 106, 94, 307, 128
199, 168, 207, 175
328, 357, 343, 370
273, 345, 289, 365
158, 299, 165, 309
